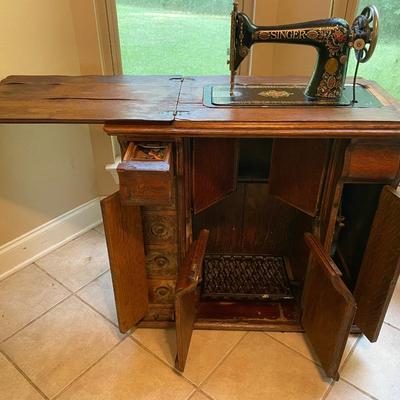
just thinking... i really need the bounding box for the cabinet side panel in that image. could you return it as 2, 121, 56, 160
192, 138, 238, 214
269, 139, 330, 217
101, 192, 148, 332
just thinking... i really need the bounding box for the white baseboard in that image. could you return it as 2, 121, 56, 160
0, 198, 102, 280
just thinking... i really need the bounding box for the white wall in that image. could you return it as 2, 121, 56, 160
0, 0, 98, 245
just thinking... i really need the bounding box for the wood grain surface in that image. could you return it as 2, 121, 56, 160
175, 230, 209, 371
269, 139, 330, 216
0, 75, 183, 123
303, 233, 356, 380
354, 186, 400, 341
101, 192, 148, 333
0, 75, 399, 138
192, 138, 238, 214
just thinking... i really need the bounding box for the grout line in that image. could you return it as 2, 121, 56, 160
197, 331, 249, 387
195, 388, 216, 400
33, 263, 74, 294
183, 389, 198, 400
52, 337, 130, 400
321, 381, 335, 400
383, 321, 400, 333
1, 266, 111, 345
340, 378, 380, 400
198, 332, 250, 390
73, 268, 111, 293
34, 260, 110, 294
263, 331, 323, 368
72, 292, 120, 329
128, 335, 198, 389
0, 294, 74, 344
338, 334, 362, 373
0, 348, 49, 400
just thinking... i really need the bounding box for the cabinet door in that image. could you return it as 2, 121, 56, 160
101, 192, 148, 333
354, 186, 400, 341
303, 233, 356, 380
192, 138, 238, 214
175, 229, 209, 371
269, 139, 330, 216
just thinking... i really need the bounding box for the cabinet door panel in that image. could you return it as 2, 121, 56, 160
175, 230, 209, 371
192, 138, 238, 214
354, 186, 400, 341
269, 139, 330, 216
303, 233, 356, 379
101, 192, 148, 333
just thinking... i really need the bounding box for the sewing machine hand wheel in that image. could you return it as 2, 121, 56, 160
352, 5, 379, 63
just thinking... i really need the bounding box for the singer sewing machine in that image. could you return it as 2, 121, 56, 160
0, 3, 399, 383
205, 2, 379, 107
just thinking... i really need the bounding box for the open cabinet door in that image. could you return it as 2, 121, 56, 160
101, 192, 148, 333
175, 229, 209, 371
354, 186, 400, 341
269, 139, 330, 216
192, 138, 238, 214
303, 233, 356, 380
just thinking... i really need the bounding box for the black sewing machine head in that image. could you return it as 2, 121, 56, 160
205, 2, 380, 107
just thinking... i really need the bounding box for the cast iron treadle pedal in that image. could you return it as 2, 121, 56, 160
201, 254, 294, 301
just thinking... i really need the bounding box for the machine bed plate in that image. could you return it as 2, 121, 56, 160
204, 84, 382, 108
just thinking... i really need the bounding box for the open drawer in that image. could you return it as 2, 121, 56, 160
117, 142, 174, 206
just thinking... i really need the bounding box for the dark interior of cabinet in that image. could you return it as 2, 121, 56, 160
192, 139, 313, 329
332, 183, 384, 290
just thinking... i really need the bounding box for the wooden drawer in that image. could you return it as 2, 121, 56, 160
142, 305, 175, 322
118, 142, 174, 205
148, 279, 176, 304
143, 211, 177, 244
145, 244, 178, 277
343, 139, 400, 183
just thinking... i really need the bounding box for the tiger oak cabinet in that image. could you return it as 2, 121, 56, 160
0, 75, 399, 380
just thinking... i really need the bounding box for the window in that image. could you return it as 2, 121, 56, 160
349, 1, 400, 100
115, 0, 232, 75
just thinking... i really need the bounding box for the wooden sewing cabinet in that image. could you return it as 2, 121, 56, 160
0, 75, 399, 380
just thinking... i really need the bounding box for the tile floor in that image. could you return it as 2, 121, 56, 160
1, 224, 399, 400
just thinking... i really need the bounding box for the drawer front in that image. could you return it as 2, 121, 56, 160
118, 142, 174, 206
148, 279, 176, 304
145, 244, 178, 277
344, 139, 400, 182
143, 211, 177, 244
142, 305, 175, 322
119, 173, 173, 205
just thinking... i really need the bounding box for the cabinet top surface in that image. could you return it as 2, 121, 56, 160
0, 75, 399, 137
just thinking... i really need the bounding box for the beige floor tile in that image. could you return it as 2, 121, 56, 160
325, 380, 373, 400
0, 264, 70, 341
133, 328, 245, 385
0, 353, 43, 400
77, 271, 118, 325
267, 332, 358, 368
93, 224, 105, 235
36, 230, 109, 291
1, 296, 123, 399
202, 332, 330, 400
385, 281, 400, 330
188, 391, 212, 400
57, 338, 194, 400
341, 323, 400, 400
